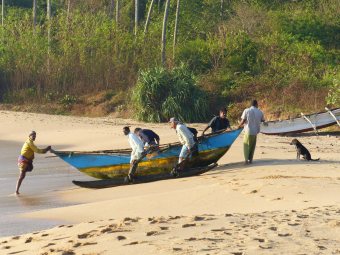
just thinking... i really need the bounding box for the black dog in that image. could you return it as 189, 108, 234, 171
290, 139, 319, 161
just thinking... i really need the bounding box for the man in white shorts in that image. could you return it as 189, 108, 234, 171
123, 126, 144, 182
169, 117, 195, 164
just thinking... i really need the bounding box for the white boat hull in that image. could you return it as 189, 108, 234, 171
260, 108, 340, 135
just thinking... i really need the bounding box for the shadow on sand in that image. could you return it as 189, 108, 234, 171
204, 158, 340, 175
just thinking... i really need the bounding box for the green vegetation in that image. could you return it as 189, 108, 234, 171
132, 65, 208, 122
0, 0, 339, 121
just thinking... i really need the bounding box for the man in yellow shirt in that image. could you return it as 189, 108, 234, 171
16, 131, 51, 195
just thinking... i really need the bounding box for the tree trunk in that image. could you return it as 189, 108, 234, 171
47, 0, 51, 72
33, 0, 37, 29
1, 0, 4, 26
47, 0, 51, 20
134, 0, 139, 36
161, 0, 170, 66
116, 0, 119, 24
67, 0, 71, 20
158, 0, 161, 13
144, 0, 155, 34
220, 0, 224, 18
173, 0, 180, 59
109, 0, 114, 19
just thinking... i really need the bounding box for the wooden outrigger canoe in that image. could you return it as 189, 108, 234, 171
52, 129, 242, 186
260, 107, 340, 135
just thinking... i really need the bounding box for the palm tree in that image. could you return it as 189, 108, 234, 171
220, 0, 224, 18
144, 0, 155, 34
33, 0, 37, 29
135, 0, 139, 36
47, 0, 51, 71
67, 0, 71, 20
116, 0, 120, 24
173, 0, 180, 59
161, 0, 170, 66
1, 0, 4, 26
109, 0, 114, 19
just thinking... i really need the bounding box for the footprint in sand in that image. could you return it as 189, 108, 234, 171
123, 217, 139, 223
117, 235, 127, 240
173, 247, 182, 251
124, 241, 139, 246
192, 216, 205, 221
211, 228, 228, 232
101, 227, 113, 233
254, 238, 265, 243
259, 244, 272, 249
146, 231, 159, 236
270, 197, 283, 201
186, 237, 197, 241
78, 230, 97, 239
83, 242, 98, 246
41, 233, 49, 237
73, 242, 82, 248
61, 250, 75, 255
43, 243, 55, 248
182, 223, 196, 228
24, 237, 33, 243
160, 226, 169, 230
278, 233, 291, 237
288, 222, 300, 226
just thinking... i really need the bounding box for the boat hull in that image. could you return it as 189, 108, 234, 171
72, 163, 218, 189
54, 129, 242, 179
260, 108, 340, 135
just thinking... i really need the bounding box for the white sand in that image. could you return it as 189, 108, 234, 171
0, 110, 339, 255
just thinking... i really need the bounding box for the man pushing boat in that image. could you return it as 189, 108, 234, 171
123, 126, 144, 183
169, 117, 197, 176
16, 131, 51, 195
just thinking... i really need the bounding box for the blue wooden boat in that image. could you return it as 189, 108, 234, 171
52, 129, 242, 182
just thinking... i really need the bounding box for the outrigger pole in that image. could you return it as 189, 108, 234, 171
301, 112, 318, 135
325, 107, 340, 127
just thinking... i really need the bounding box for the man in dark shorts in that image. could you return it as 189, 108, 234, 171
202, 107, 231, 135
134, 128, 160, 147
16, 131, 51, 195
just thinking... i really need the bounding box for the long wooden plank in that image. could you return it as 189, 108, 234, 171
72, 163, 218, 189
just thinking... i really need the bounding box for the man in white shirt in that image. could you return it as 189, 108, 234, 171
238, 100, 265, 164
123, 126, 145, 182
169, 117, 195, 164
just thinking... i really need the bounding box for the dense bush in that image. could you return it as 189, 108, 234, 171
132, 65, 209, 122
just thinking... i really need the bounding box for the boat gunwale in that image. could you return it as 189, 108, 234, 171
262, 107, 340, 124
52, 128, 243, 156
261, 122, 338, 135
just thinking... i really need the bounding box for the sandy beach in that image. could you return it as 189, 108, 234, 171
0, 110, 339, 254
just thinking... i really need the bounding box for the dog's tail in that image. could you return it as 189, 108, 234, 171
311, 158, 320, 161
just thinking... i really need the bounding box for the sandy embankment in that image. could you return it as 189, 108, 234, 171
0, 110, 339, 254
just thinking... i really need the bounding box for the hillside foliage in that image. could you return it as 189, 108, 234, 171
0, 0, 339, 121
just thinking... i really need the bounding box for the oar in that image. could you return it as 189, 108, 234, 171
325, 107, 340, 127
